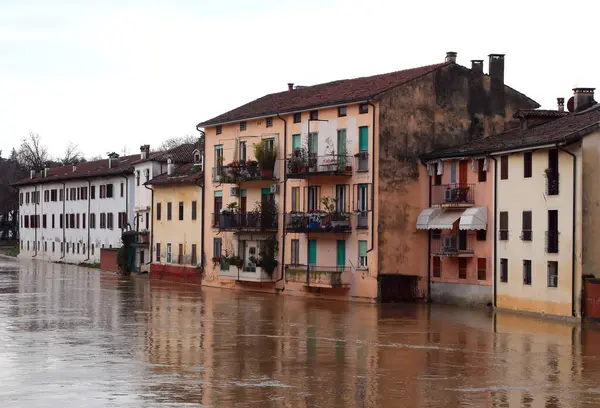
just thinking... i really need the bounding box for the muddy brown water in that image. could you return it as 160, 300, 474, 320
1, 256, 600, 407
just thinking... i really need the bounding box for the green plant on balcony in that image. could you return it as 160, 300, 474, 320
253, 198, 278, 229
253, 140, 278, 178
258, 236, 278, 278
229, 255, 244, 272
288, 148, 309, 174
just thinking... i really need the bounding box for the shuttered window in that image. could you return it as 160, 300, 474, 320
358, 126, 368, 151
499, 211, 509, 240
500, 155, 509, 180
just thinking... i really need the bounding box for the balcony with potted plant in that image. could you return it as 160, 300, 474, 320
285, 265, 351, 288
285, 197, 351, 233
286, 147, 352, 179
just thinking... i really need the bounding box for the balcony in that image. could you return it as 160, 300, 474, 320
212, 161, 276, 184
545, 169, 559, 196
212, 212, 278, 232
432, 184, 475, 207
545, 231, 559, 253
285, 212, 352, 233
285, 265, 351, 288
355, 212, 368, 229
287, 154, 352, 178
431, 234, 474, 257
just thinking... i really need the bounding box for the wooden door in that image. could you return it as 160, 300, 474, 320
459, 160, 468, 186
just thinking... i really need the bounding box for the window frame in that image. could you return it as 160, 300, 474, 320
293, 112, 301, 123
523, 260, 532, 285
500, 155, 509, 180
500, 258, 508, 283
359, 103, 369, 114
338, 106, 347, 117
524, 152, 532, 178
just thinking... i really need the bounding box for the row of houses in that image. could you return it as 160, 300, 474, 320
14, 51, 600, 319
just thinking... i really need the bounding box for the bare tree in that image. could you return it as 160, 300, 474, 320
0, 152, 26, 240
59, 142, 85, 165
158, 134, 199, 151
18, 133, 49, 171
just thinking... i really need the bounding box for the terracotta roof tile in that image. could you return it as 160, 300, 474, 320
147, 163, 203, 185
131, 140, 202, 165
422, 105, 600, 160
513, 109, 570, 119
198, 62, 452, 126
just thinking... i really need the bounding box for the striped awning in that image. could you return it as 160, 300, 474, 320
416, 208, 441, 230
428, 210, 464, 230
459, 206, 487, 230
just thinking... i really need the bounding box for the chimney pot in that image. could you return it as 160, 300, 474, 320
557, 97, 565, 112
287, 83, 294, 91
445, 51, 457, 63
573, 88, 596, 112
167, 158, 174, 176
140, 144, 150, 159
471, 60, 484, 75
72, 164, 77, 173
44, 167, 49, 178
30, 169, 35, 179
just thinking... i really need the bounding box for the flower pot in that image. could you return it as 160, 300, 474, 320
260, 169, 274, 178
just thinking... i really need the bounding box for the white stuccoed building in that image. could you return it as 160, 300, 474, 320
14, 153, 137, 264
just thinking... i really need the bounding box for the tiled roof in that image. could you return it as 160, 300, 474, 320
147, 163, 203, 185
198, 62, 452, 126
513, 109, 570, 119
132, 141, 202, 165
422, 105, 600, 160
11, 154, 139, 187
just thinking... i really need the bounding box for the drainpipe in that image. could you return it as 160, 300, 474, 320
367, 101, 376, 254
85, 180, 91, 261
194, 176, 204, 271
490, 156, 498, 307
33, 185, 38, 257
144, 183, 154, 268
60, 182, 66, 259
427, 171, 432, 303
557, 144, 577, 318
120, 175, 129, 229
196, 126, 206, 269
275, 114, 287, 284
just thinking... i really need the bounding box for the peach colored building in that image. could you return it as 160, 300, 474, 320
196, 51, 537, 302
421, 88, 600, 318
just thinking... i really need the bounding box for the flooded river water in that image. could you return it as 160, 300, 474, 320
1, 257, 600, 407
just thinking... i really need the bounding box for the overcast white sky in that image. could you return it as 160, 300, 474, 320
1, 0, 597, 158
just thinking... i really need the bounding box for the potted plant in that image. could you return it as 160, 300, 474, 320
288, 148, 308, 175
254, 199, 277, 230
254, 140, 277, 178
258, 236, 278, 278
229, 255, 244, 273
138, 229, 150, 243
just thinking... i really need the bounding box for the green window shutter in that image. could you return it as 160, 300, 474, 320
336, 240, 346, 267
358, 240, 367, 257
309, 133, 318, 154
292, 134, 301, 150
308, 239, 317, 265
214, 191, 222, 198
261, 187, 271, 195
337, 129, 347, 155
359, 126, 368, 151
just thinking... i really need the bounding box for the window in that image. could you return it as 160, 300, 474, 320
458, 258, 467, 279
156, 202, 162, 220
191, 201, 197, 220
291, 187, 300, 212
213, 193, 222, 226
500, 155, 509, 180
42, 214, 47, 229
144, 169, 150, 181
70, 188, 76, 200
547, 149, 559, 195
309, 110, 318, 120
338, 106, 347, 117
178, 201, 184, 220
91, 244, 94, 255
431, 229, 441, 240
51, 214, 55, 229
358, 240, 368, 269
77, 243, 80, 254
19, 193, 23, 206
450, 161, 457, 184
240, 121, 247, 131
478, 159, 487, 182
82, 187, 87, 200
523, 260, 532, 285
156, 243, 161, 262
99, 185, 106, 198
90, 213, 96, 229
52, 242, 55, 253
166, 243, 172, 264
213, 238, 222, 259
476, 229, 486, 241
433, 256, 441, 277
293, 112, 301, 123
59, 214, 63, 229
291, 239, 300, 265
548, 261, 558, 287
547, 210, 559, 253
44, 241, 47, 252
145, 213, 149, 230
358, 126, 368, 153
70, 214, 75, 228
239, 141, 246, 162
136, 171, 140, 186
106, 184, 113, 198
82, 244, 85, 254
434, 164, 442, 185
82, 213, 86, 229
27, 241, 29, 251
521, 211, 532, 241
107, 212, 114, 229
191, 244, 197, 265
66, 242, 69, 253
44, 190, 49, 202
359, 103, 369, 114
90, 185, 95, 199
121, 182, 124, 197
26, 192, 30, 204
499, 211, 508, 240
266, 117, 273, 128
51, 189, 57, 201
216, 125, 222, 135
167, 202, 172, 220
178, 244, 183, 264
100, 213, 105, 229
477, 258, 487, 280
76, 188, 80, 200
500, 258, 508, 283
524, 152, 532, 178
307, 186, 318, 212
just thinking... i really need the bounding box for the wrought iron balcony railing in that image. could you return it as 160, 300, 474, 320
212, 212, 278, 231
432, 183, 475, 206
287, 154, 353, 178
212, 162, 276, 184
431, 234, 474, 256
285, 212, 351, 233
545, 169, 559, 196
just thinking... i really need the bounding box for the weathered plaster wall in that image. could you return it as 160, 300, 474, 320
430, 281, 492, 307
376, 63, 537, 297
582, 131, 600, 278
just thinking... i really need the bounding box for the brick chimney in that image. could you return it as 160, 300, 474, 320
167, 158, 174, 176
30, 169, 35, 179
573, 88, 596, 112
489, 54, 505, 115
108, 152, 119, 169
140, 144, 150, 159
287, 83, 294, 92
72, 164, 77, 173
557, 97, 565, 112
445, 51, 457, 63
471, 60, 483, 75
